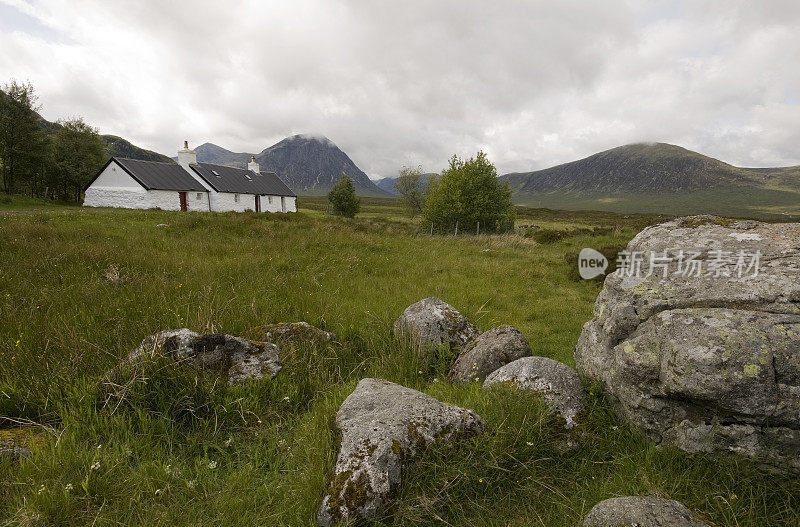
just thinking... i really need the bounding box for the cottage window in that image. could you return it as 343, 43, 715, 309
234, 193, 240, 203
196, 193, 202, 200
268, 196, 273, 204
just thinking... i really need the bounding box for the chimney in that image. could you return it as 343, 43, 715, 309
177, 140, 197, 168
248, 155, 259, 173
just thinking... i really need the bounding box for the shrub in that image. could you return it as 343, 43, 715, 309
422, 152, 515, 234
327, 174, 360, 218
395, 166, 426, 217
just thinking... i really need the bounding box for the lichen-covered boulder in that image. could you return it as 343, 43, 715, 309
317, 378, 484, 526
583, 496, 709, 527
258, 321, 335, 344
575, 216, 800, 472
131, 329, 281, 384
449, 325, 532, 383
484, 356, 585, 428
393, 298, 480, 357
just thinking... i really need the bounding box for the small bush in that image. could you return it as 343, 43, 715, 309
423, 152, 515, 233
327, 174, 360, 218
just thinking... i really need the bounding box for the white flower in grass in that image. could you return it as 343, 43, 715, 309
187, 480, 196, 489
37, 484, 45, 495
207, 460, 217, 470
90, 461, 101, 471
64, 483, 74, 492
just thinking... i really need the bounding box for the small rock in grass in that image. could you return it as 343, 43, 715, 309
0, 438, 31, 459
583, 496, 710, 527
393, 297, 480, 357
104, 264, 120, 283
484, 356, 585, 429
0, 427, 45, 460
258, 321, 334, 344
130, 328, 281, 383
317, 378, 484, 526
449, 325, 532, 383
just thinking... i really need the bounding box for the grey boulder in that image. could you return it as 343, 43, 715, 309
583, 496, 709, 527
131, 328, 281, 383
575, 216, 800, 472
317, 378, 484, 526
393, 297, 480, 357
484, 356, 586, 428
258, 321, 335, 344
0, 438, 30, 460
449, 325, 532, 383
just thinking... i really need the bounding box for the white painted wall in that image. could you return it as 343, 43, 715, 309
211, 192, 254, 212
258, 194, 297, 213
207, 192, 296, 213
84, 161, 149, 209
85, 187, 209, 211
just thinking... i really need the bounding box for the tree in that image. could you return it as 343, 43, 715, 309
0, 80, 48, 195
48, 117, 106, 202
422, 151, 515, 233
327, 173, 360, 218
394, 165, 426, 217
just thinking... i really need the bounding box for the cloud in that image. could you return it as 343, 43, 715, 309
0, 0, 798, 177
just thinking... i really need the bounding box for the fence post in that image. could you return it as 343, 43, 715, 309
454, 220, 459, 236
476, 221, 480, 235
430, 223, 434, 236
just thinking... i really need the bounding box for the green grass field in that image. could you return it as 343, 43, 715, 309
1, 197, 798, 526
512, 188, 800, 220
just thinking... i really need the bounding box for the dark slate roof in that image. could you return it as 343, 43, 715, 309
113, 157, 208, 191
189, 162, 296, 197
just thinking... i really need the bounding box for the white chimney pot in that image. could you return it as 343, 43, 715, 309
178, 140, 197, 167
248, 155, 260, 173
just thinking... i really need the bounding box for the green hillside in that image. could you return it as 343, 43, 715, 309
35, 111, 173, 163
101, 135, 173, 163
503, 143, 800, 219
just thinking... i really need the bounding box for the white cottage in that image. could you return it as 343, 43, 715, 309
83, 142, 297, 213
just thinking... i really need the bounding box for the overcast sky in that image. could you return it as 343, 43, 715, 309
1, 0, 798, 177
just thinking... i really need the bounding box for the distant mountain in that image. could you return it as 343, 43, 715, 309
256, 135, 389, 196
502, 143, 768, 193
195, 135, 391, 197
374, 177, 399, 195
194, 143, 250, 168
373, 172, 437, 196
501, 143, 800, 218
